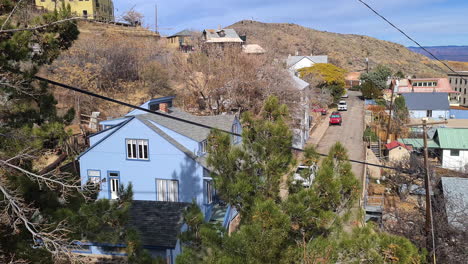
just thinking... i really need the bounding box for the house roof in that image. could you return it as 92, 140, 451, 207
169, 29, 193, 37
385, 141, 411, 151
396, 78, 457, 94
127, 201, 189, 248
402, 93, 450, 111
290, 72, 309, 91
242, 44, 265, 54
441, 177, 468, 230
136, 108, 236, 142
203, 29, 243, 43
398, 138, 440, 149
286, 55, 328, 68
435, 128, 468, 149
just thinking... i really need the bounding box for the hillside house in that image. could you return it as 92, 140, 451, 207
391, 78, 460, 106
290, 73, 311, 149
448, 71, 468, 107
402, 93, 450, 120
202, 28, 244, 48
242, 44, 266, 54
35, 0, 114, 21
166, 29, 195, 52
345, 72, 361, 89
384, 141, 412, 162
286, 55, 328, 73
77, 96, 241, 261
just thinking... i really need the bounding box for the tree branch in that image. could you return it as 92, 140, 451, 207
0, 0, 25, 31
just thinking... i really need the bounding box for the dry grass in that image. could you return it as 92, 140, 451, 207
229, 20, 446, 77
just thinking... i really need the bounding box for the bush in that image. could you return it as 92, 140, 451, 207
363, 127, 378, 141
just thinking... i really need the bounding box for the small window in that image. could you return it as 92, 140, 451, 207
423, 82, 428, 87
427, 110, 432, 117
87, 170, 101, 189
199, 140, 208, 155
450, 150, 460, 156
156, 179, 179, 202
126, 139, 149, 160
205, 180, 214, 204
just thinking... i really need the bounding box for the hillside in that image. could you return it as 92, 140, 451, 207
229, 20, 446, 77
408, 46, 468, 62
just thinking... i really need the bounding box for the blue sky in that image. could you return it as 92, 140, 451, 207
113, 0, 468, 46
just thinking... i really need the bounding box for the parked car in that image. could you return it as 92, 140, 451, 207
312, 107, 328, 115
292, 164, 318, 187
329, 112, 342, 126
338, 101, 348, 111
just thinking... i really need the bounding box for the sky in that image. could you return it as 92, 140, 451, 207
113, 0, 468, 46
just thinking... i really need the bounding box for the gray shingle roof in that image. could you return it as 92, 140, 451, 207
402, 93, 450, 110
204, 28, 243, 43
137, 108, 236, 142
441, 177, 468, 230
169, 29, 193, 37
290, 72, 309, 91
127, 201, 190, 248
286, 55, 328, 68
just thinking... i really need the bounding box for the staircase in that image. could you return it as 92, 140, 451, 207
369, 139, 382, 158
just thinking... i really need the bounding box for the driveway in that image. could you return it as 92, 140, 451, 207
315, 91, 365, 178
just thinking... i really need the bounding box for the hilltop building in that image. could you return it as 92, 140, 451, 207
202, 28, 244, 48
286, 55, 328, 73
35, 0, 114, 21
448, 71, 468, 107
166, 29, 195, 52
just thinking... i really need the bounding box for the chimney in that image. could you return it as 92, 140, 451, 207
295, 50, 299, 56
160, 103, 169, 113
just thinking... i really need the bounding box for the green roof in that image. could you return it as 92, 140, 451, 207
435, 128, 468, 150
398, 138, 439, 149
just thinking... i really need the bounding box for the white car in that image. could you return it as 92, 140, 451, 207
338, 101, 348, 111
292, 164, 318, 187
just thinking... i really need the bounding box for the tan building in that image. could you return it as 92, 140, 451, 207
35, 0, 114, 21
448, 71, 468, 107
166, 30, 194, 52
385, 141, 412, 162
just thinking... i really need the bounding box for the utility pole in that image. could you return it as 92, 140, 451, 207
155, 3, 158, 33
386, 83, 395, 143
365, 57, 369, 73
407, 119, 446, 264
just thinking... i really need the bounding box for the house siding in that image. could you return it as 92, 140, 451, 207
89, 127, 118, 146
450, 109, 468, 119
442, 149, 468, 171
79, 118, 206, 207
290, 58, 314, 72
409, 110, 449, 119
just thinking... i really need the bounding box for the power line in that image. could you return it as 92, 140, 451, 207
33, 75, 413, 173
357, 0, 468, 82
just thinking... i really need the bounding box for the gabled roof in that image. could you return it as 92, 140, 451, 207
385, 141, 411, 151
127, 201, 190, 248
441, 177, 468, 230
290, 72, 309, 91
77, 117, 135, 159
434, 128, 468, 149
203, 28, 243, 43
398, 138, 440, 149
286, 55, 328, 68
169, 29, 193, 37
137, 108, 236, 142
402, 93, 450, 111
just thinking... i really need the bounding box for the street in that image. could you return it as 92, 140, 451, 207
315, 90, 365, 178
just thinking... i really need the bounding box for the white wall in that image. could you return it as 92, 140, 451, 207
442, 149, 468, 172
409, 110, 449, 119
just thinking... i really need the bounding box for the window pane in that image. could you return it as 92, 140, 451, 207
143, 144, 148, 159
132, 142, 137, 158
127, 141, 132, 158
156, 180, 166, 201
138, 144, 143, 159
169, 180, 178, 202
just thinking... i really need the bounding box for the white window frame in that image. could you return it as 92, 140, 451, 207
156, 179, 179, 202
87, 170, 101, 189
205, 180, 214, 204
126, 139, 149, 160
199, 140, 208, 155
450, 150, 460, 157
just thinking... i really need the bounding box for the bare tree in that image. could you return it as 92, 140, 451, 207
122, 10, 143, 26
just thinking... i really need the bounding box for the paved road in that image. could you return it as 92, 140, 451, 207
316, 90, 365, 178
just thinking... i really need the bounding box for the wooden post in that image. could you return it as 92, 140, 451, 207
386, 85, 395, 143
406, 119, 446, 263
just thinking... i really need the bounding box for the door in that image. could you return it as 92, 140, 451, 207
110, 178, 119, 199
108, 172, 120, 200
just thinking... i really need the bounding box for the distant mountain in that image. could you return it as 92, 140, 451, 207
408, 46, 468, 62
228, 20, 447, 77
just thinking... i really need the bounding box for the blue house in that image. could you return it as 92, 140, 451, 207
77, 96, 241, 262
402, 92, 450, 120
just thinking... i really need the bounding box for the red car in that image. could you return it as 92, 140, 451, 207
312, 107, 328, 115
329, 112, 342, 126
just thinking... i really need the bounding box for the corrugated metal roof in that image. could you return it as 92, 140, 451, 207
398, 138, 439, 149
203, 28, 243, 43
435, 128, 468, 149
402, 93, 450, 110
169, 29, 193, 37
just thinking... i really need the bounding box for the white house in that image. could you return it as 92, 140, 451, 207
435, 128, 468, 172
290, 72, 311, 149
402, 93, 450, 120
286, 55, 328, 73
